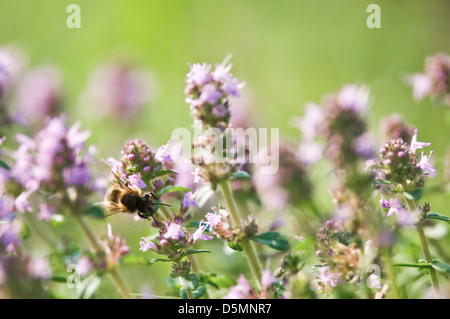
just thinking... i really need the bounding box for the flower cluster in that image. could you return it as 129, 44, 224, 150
0, 46, 24, 126
185, 55, 243, 128
108, 139, 175, 194
314, 220, 363, 293
379, 195, 418, 226
298, 84, 373, 168
82, 58, 154, 121
10, 116, 97, 217
186, 56, 246, 186
139, 219, 211, 277
408, 52, 450, 107
13, 65, 62, 127
200, 206, 258, 244
99, 224, 130, 270
373, 129, 435, 193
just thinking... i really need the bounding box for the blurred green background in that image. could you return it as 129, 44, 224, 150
1, 0, 450, 298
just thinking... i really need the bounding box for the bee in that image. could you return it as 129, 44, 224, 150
102, 166, 169, 225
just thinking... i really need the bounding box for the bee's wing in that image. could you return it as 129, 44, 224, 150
95, 201, 127, 217
101, 161, 131, 190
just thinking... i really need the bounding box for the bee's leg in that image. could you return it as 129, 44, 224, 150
150, 192, 159, 200
151, 214, 160, 228
138, 211, 160, 228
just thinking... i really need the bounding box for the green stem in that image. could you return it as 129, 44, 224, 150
22, 212, 62, 253
72, 213, 133, 299
186, 289, 194, 299
108, 268, 134, 299
73, 213, 103, 253
416, 224, 442, 298
383, 250, 401, 299
393, 262, 432, 268
404, 198, 442, 298
159, 204, 173, 220
219, 180, 262, 291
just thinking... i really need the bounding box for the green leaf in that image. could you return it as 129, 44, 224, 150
155, 169, 178, 178
181, 249, 211, 258
192, 285, 206, 299
231, 170, 252, 180
149, 258, 172, 263
426, 212, 450, 224
159, 185, 190, 195
179, 288, 188, 299
251, 231, 291, 251
418, 259, 430, 274
77, 274, 102, 299
0, 160, 10, 170
227, 241, 243, 251
201, 273, 236, 289
179, 285, 206, 299
373, 179, 392, 185
403, 189, 422, 201
50, 275, 69, 283
83, 205, 105, 219
179, 274, 198, 291
431, 260, 450, 274
121, 254, 151, 266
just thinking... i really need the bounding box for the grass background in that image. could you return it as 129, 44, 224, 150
1, 0, 449, 298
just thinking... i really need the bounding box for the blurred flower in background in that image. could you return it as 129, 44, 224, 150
0, 46, 25, 126
81, 57, 155, 122
408, 52, 450, 107
253, 141, 312, 212
0, 46, 24, 101
12, 65, 62, 126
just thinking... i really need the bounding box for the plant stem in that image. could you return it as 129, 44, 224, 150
383, 250, 401, 299
219, 180, 262, 291
393, 262, 432, 268
72, 213, 133, 299
186, 289, 194, 299
404, 198, 442, 298
159, 204, 173, 220
416, 224, 442, 298
22, 212, 61, 253
108, 268, 134, 299
73, 213, 103, 253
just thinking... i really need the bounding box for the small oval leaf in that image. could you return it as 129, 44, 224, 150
431, 260, 450, 274
0, 160, 11, 171
403, 189, 422, 201
83, 205, 105, 219
227, 241, 243, 251
231, 170, 252, 180
179, 274, 198, 291
159, 185, 190, 195
182, 249, 211, 258
426, 213, 450, 224
251, 231, 291, 251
